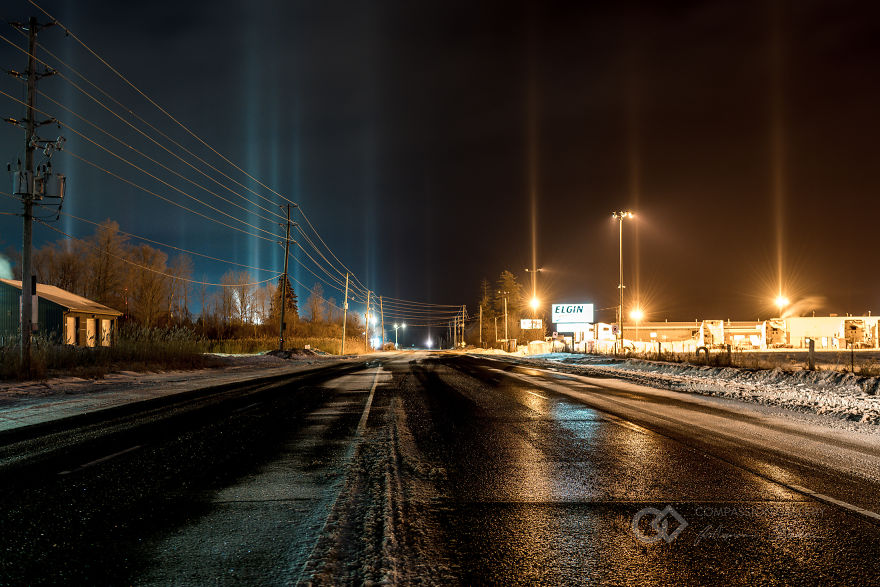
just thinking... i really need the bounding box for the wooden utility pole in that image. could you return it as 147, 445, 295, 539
479, 304, 482, 347
341, 273, 348, 355
503, 295, 508, 341
18, 18, 38, 376
278, 204, 291, 351
380, 296, 385, 349
461, 305, 466, 347
365, 289, 371, 352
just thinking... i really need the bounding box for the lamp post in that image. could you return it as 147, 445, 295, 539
497, 290, 509, 344
524, 268, 544, 341
524, 268, 543, 314
630, 308, 644, 353
612, 211, 634, 354
393, 323, 406, 348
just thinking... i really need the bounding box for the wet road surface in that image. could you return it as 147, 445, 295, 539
0, 352, 878, 584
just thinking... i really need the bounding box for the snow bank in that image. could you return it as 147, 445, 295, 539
520, 353, 880, 425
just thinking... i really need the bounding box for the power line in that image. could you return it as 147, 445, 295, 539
28, 0, 297, 207
33, 86, 287, 224
0, 87, 283, 240
10, 9, 464, 314
35, 220, 281, 287
64, 149, 279, 243
0, 29, 291, 223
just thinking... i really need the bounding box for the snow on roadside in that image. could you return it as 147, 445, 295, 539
0, 353, 334, 400
513, 353, 880, 426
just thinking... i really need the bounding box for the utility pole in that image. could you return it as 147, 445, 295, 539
380, 296, 385, 349
341, 273, 349, 355
612, 211, 633, 354
365, 289, 371, 352
19, 18, 37, 376
479, 304, 482, 347
453, 316, 457, 348
503, 295, 508, 341
461, 305, 466, 347
278, 204, 291, 352
9, 18, 60, 376
494, 316, 498, 344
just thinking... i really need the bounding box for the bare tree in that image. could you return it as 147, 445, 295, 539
231, 271, 254, 325
87, 220, 128, 310
219, 271, 238, 327
306, 282, 324, 323
253, 282, 274, 327
33, 239, 89, 295
126, 244, 169, 326
166, 254, 193, 324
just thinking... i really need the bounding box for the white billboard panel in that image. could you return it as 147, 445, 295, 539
555, 322, 591, 333
520, 319, 543, 330
552, 303, 594, 324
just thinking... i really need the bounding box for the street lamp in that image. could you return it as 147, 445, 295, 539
775, 295, 789, 313
630, 307, 644, 351
393, 322, 406, 348
529, 297, 540, 311
612, 211, 634, 354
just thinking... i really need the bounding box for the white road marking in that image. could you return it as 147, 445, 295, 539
58, 444, 142, 476
789, 484, 880, 522
525, 390, 548, 400
295, 365, 385, 583
234, 401, 262, 413
356, 367, 382, 436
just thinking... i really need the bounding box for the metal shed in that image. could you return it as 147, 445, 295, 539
0, 279, 122, 347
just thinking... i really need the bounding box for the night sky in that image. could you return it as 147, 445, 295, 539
1, 0, 879, 326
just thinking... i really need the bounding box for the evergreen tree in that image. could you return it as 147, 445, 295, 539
494, 270, 525, 341
270, 275, 298, 324
479, 278, 494, 344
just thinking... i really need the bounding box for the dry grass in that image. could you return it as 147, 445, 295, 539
1, 328, 369, 381
205, 336, 367, 355
0, 325, 214, 381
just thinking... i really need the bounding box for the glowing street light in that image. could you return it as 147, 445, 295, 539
393, 322, 406, 348
612, 211, 635, 353
775, 295, 789, 311
630, 307, 644, 350
530, 296, 540, 311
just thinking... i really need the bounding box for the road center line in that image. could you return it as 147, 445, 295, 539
295, 365, 384, 584
356, 367, 382, 437
58, 444, 142, 476
788, 484, 880, 523
525, 390, 548, 399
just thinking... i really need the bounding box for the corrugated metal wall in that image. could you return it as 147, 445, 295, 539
40, 299, 64, 342
0, 282, 66, 343
0, 282, 20, 343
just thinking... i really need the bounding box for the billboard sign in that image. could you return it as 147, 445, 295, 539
552, 303, 594, 324
520, 319, 543, 330
555, 322, 591, 333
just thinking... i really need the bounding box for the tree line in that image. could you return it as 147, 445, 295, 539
6, 220, 363, 340
466, 269, 547, 346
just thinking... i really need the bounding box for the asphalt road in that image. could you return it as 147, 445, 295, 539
1, 352, 878, 585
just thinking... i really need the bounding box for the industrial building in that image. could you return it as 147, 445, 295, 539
557, 315, 880, 354
0, 279, 122, 347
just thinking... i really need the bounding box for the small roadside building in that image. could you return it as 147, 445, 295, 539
0, 279, 122, 347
